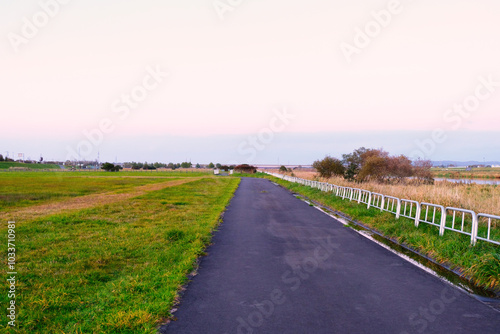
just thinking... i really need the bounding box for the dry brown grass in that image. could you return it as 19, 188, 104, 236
276, 170, 500, 216
3, 177, 204, 222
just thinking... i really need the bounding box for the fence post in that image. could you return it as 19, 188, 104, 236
439, 207, 447, 236
395, 198, 401, 219
471, 212, 478, 245
367, 192, 372, 209
414, 203, 421, 227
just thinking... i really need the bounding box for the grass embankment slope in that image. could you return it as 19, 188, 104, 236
0, 162, 60, 170
0, 172, 239, 333
260, 173, 500, 294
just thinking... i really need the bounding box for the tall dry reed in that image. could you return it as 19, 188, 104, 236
274, 170, 500, 216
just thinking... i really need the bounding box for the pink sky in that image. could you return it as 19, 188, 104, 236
1, 0, 499, 163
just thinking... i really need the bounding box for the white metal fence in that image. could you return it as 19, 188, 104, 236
265, 172, 499, 246
400, 199, 420, 226
477, 214, 500, 245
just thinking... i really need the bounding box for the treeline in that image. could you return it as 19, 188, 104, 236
313, 147, 433, 184
125, 162, 196, 170
124, 162, 235, 170
0, 154, 14, 162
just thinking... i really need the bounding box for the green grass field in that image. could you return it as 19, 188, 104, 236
0, 172, 239, 333
0, 162, 60, 170
0, 172, 181, 213
261, 173, 500, 293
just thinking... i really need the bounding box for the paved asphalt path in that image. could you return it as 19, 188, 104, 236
162, 178, 500, 334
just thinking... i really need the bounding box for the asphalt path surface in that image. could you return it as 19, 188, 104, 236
162, 177, 500, 334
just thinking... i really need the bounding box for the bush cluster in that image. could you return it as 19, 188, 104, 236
313, 147, 433, 184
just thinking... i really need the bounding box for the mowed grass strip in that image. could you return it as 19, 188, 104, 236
0, 172, 183, 213
4, 178, 204, 223
262, 174, 500, 293
0, 177, 239, 333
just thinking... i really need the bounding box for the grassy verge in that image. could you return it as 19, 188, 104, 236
1, 176, 239, 333
259, 173, 500, 293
